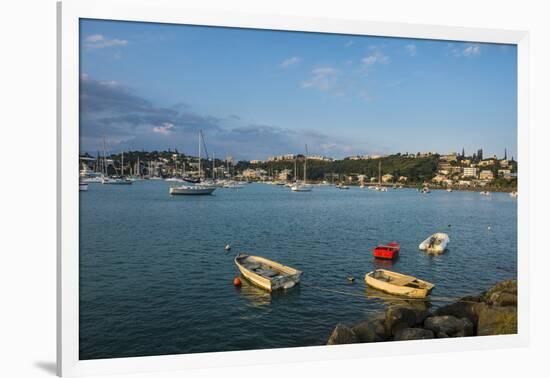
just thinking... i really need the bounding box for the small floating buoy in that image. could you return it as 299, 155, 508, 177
224, 244, 231, 251
233, 277, 242, 286
448, 224, 451, 227
487, 225, 491, 230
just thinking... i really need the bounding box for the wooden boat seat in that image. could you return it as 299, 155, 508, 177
255, 268, 278, 278
244, 262, 261, 270
390, 277, 416, 286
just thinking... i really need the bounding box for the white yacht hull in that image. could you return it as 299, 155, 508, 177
169, 186, 216, 195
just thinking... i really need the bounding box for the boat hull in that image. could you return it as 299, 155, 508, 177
364, 269, 434, 299
169, 186, 216, 195
419, 233, 450, 254
291, 184, 312, 192
373, 242, 400, 260
235, 254, 302, 292
102, 178, 133, 185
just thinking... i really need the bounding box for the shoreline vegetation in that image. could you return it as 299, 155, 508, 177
327, 280, 518, 344
80, 149, 517, 192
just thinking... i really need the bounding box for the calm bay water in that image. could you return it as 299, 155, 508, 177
79, 181, 517, 359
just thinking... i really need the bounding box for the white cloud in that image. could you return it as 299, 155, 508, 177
359, 90, 373, 102
280, 56, 301, 68
98, 80, 120, 88
448, 43, 482, 57
463, 44, 481, 56
85, 34, 104, 43
84, 34, 128, 50
361, 50, 390, 70
405, 44, 417, 57
152, 123, 175, 135
301, 67, 340, 91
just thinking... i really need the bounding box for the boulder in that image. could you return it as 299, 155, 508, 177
424, 315, 473, 337
484, 280, 518, 306
393, 328, 435, 341
477, 305, 517, 336
411, 308, 432, 325
327, 324, 360, 345
385, 306, 417, 335
352, 317, 389, 343
487, 292, 518, 307
434, 298, 483, 328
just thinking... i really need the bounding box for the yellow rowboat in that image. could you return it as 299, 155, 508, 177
235, 254, 302, 292
364, 269, 434, 299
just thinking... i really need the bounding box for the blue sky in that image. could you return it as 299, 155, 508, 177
79, 19, 517, 161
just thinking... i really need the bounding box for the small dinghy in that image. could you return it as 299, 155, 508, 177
373, 242, 400, 260
364, 269, 434, 298
235, 254, 302, 292
419, 233, 449, 254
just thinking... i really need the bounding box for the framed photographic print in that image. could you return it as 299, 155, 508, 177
57, 0, 529, 376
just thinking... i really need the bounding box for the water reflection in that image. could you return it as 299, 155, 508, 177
236, 277, 303, 307
372, 257, 398, 269
237, 279, 272, 307
365, 287, 431, 311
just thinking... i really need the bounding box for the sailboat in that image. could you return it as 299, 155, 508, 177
169, 130, 216, 195
291, 145, 313, 192
101, 138, 132, 185
374, 161, 387, 191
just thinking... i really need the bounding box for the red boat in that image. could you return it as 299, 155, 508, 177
373, 242, 400, 260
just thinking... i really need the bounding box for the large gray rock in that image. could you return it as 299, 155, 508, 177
487, 292, 518, 307
393, 328, 434, 341
327, 324, 360, 345
424, 315, 473, 337
434, 297, 483, 328
477, 305, 517, 336
352, 317, 389, 343
385, 306, 418, 335
484, 280, 518, 306
411, 308, 432, 325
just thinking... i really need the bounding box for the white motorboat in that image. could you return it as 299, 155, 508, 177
480, 191, 491, 196
509, 191, 518, 198
223, 181, 244, 189
82, 176, 102, 183
419, 233, 450, 254
291, 183, 312, 192
79, 181, 88, 191
336, 184, 349, 190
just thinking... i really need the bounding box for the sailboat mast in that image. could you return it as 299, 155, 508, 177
198, 130, 201, 179
378, 161, 381, 186
102, 136, 107, 176
212, 153, 215, 180
304, 144, 308, 183
121, 151, 124, 177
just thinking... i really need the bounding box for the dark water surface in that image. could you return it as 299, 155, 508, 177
79, 182, 517, 359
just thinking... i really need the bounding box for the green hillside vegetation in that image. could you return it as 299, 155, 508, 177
237, 154, 439, 183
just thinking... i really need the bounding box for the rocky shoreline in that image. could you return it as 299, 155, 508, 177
327, 280, 518, 344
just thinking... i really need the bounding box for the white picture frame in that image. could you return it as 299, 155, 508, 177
57, 0, 530, 376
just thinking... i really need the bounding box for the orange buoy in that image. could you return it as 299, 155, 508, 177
233, 277, 242, 286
